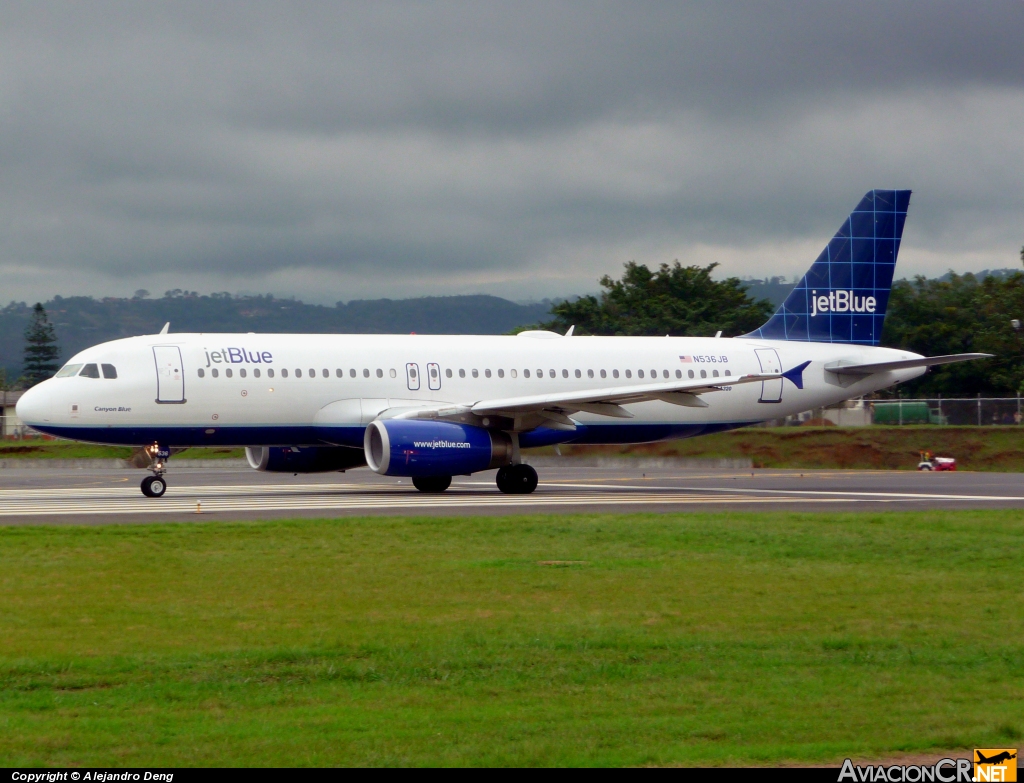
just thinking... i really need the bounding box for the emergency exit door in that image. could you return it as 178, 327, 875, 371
153, 346, 186, 403
754, 348, 783, 403
406, 362, 421, 391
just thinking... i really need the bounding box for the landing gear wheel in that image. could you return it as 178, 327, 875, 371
497, 464, 538, 494
141, 475, 167, 497
412, 475, 452, 493
496, 466, 512, 494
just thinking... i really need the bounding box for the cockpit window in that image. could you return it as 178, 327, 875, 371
101, 364, 118, 379
55, 363, 84, 378
78, 363, 101, 378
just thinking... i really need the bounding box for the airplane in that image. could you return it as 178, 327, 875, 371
16, 189, 990, 498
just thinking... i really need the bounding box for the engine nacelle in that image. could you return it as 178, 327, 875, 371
364, 419, 513, 477
246, 446, 366, 473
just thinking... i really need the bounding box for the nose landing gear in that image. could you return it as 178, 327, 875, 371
141, 475, 167, 497
496, 464, 538, 494
140, 443, 169, 497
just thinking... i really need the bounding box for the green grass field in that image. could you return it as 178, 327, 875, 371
1, 511, 1022, 767
0, 441, 243, 460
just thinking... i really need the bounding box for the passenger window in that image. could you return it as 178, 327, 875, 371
676, 369, 682, 379
268, 369, 275, 378
79, 364, 100, 378
363, 369, 369, 378
537, 369, 543, 378
459, 369, 466, 378
548, 369, 555, 378
293, 369, 300, 378
446, 369, 453, 378
309, 368, 315, 377
485, 369, 491, 378
198, 368, 205, 378
700, 370, 707, 378
376, 369, 383, 378
612, 370, 619, 379
350, 369, 356, 378
651, 369, 657, 378
562, 369, 568, 378
638, 370, 644, 379
713, 369, 719, 377
725, 369, 731, 377
472, 369, 479, 378
587, 369, 593, 378
323, 369, 329, 378
497, 369, 504, 378
625, 370, 632, 379
282, 369, 288, 378
600, 370, 606, 378
336, 369, 343, 377
663, 369, 669, 379
254, 369, 261, 378
240, 368, 247, 378
511, 369, 517, 378
390, 368, 397, 378
688, 370, 694, 379
524, 369, 530, 378
56, 363, 84, 378
226, 368, 233, 378
101, 364, 118, 379
212, 368, 219, 378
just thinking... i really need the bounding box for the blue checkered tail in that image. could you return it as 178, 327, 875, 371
742, 189, 911, 346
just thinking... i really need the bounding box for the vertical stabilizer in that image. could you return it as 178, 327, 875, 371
743, 189, 911, 345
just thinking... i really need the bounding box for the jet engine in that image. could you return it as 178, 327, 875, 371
245, 445, 367, 473
364, 419, 513, 477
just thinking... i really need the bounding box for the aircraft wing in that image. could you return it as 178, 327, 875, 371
824, 353, 991, 376
468, 372, 780, 419
380, 371, 780, 427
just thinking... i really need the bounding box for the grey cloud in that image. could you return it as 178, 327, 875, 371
0, 1, 1022, 304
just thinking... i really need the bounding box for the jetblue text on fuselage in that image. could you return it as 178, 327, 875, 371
809, 290, 877, 318
204, 348, 274, 367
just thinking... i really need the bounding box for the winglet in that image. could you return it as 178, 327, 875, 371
159, 322, 170, 335
782, 361, 811, 390
564, 325, 574, 337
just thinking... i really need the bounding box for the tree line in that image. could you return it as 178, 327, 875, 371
5, 251, 1024, 397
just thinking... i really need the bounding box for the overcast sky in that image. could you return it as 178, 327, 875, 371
1, 1, 1022, 305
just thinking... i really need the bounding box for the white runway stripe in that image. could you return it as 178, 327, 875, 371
0, 477, 1018, 519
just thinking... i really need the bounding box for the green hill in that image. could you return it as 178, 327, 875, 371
0, 294, 552, 375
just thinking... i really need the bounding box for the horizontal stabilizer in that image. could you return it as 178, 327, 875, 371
824, 353, 992, 376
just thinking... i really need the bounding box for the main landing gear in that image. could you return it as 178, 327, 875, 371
496, 464, 538, 495
140, 443, 169, 497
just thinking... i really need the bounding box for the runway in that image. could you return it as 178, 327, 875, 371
1, 462, 1023, 524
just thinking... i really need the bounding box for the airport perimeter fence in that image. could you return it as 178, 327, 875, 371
776, 396, 1024, 427
865, 397, 1024, 426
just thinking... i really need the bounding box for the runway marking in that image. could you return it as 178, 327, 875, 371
1, 474, 1020, 519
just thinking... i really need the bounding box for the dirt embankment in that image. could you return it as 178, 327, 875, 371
554, 426, 1024, 471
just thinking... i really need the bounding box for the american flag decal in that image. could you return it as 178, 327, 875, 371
679, 355, 693, 363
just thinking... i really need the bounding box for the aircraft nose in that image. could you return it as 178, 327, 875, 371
15, 383, 50, 425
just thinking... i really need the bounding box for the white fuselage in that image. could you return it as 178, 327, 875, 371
16, 332, 923, 450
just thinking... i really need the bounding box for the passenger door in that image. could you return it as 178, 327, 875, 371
754, 348, 782, 403
153, 346, 186, 403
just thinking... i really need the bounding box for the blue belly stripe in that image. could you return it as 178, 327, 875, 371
30, 421, 759, 449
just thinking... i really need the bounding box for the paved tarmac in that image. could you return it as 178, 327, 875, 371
0, 463, 1022, 524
